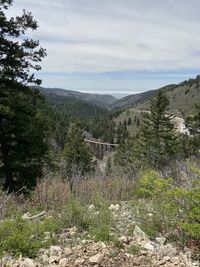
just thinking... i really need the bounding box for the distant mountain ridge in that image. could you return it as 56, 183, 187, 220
109, 84, 176, 111
33, 86, 116, 109
110, 75, 200, 115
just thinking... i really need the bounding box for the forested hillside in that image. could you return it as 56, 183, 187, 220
111, 76, 200, 115
36, 86, 116, 108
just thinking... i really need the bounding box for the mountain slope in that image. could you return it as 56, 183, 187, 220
110, 75, 200, 115
109, 84, 176, 111
34, 86, 116, 109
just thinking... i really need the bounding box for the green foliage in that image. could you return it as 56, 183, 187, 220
139, 91, 177, 168
63, 125, 94, 190
60, 199, 90, 230
88, 203, 113, 242
127, 244, 140, 255
0, 83, 49, 192
134, 168, 200, 243
0, 0, 48, 192
0, 217, 58, 258
60, 199, 114, 242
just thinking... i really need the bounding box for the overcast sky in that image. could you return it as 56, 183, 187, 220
8, 0, 200, 97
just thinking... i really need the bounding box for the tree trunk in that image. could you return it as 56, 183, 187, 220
1, 144, 14, 193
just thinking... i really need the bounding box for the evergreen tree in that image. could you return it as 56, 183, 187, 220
139, 91, 177, 168
63, 125, 94, 190
185, 104, 200, 156
0, 0, 47, 192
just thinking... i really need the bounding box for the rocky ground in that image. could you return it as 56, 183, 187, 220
1, 202, 199, 267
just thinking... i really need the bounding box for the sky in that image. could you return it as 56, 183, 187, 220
7, 0, 200, 97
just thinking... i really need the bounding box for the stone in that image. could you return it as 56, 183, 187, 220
88, 204, 95, 212
163, 256, 170, 261
142, 242, 154, 251
156, 236, 166, 246
109, 204, 120, 211
59, 258, 68, 267
60, 232, 70, 241
75, 258, 85, 265
21, 258, 36, 267
22, 212, 31, 220
89, 253, 104, 265
133, 226, 149, 243
49, 245, 62, 256
69, 226, 77, 236
64, 247, 73, 256
119, 236, 129, 244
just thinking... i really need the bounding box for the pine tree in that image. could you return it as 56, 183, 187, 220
0, 0, 47, 192
139, 91, 177, 168
63, 125, 94, 191
185, 104, 200, 156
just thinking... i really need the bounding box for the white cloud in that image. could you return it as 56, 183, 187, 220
6, 0, 200, 93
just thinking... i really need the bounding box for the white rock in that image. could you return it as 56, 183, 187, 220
69, 226, 77, 236
22, 211, 46, 220
109, 204, 120, 211
49, 245, 62, 256
75, 258, 85, 265
64, 247, 73, 256
59, 258, 68, 267
21, 258, 36, 267
143, 242, 154, 251
133, 226, 149, 243
156, 236, 166, 245
22, 212, 31, 220
119, 236, 129, 244
88, 204, 95, 212
60, 232, 70, 241
89, 253, 104, 264
163, 256, 170, 261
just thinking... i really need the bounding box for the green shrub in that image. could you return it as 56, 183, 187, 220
133, 168, 200, 245
60, 199, 90, 230
0, 216, 59, 258
127, 244, 140, 255
88, 202, 114, 242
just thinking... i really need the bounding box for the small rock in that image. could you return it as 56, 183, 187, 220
49, 245, 62, 256
60, 232, 70, 241
59, 258, 68, 267
119, 236, 129, 244
143, 242, 154, 251
64, 247, 73, 256
133, 226, 149, 243
163, 256, 170, 261
109, 204, 120, 211
21, 258, 36, 267
156, 236, 166, 246
22, 212, 31, 220
88, 204, 95, 212
69, 226, 77, 236
75, 258, 85, 265
89, 253, 104, 265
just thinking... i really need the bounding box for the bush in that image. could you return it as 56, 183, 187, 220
0, 217, 59, 258
133, 168, 200, 245
88, 202, 113, 242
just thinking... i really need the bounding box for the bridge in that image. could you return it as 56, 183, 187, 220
84, 139, 118, 159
